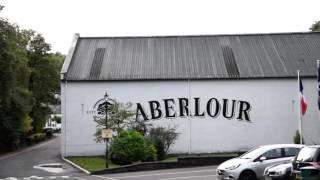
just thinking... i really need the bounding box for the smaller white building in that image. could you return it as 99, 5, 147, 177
61, 32, 320, 157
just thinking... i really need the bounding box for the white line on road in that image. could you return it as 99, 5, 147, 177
95, 169, 216, 179
72, 177, 87, 180
158, 174, 217, 180
92, 175, 119, 180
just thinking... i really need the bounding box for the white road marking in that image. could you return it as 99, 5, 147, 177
92, 175, 119, 180
97, 169, 216, 179
72, 177, 87, 180
1, 175, 86, 180
23, 176, 44, 179
159, 174, 217, 180
33, 163, 64, 173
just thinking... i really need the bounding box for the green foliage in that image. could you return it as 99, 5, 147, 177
143, 143, 157, 162
0, 7, 64, 150
20, 115, 33, 134
0, 16, 33, 150
130, 119, 152, 136
310, 21, 320, 32
48, 53, 64, 93
146, 127, 179, 160
110, 130, 156, 165
108, 102, 135, 133
94, 100, 135, 142
31, 105, 50, 133
293, 130, 304, 144
28, 133, 46, 143
27, 33, 63, 132
66, 156, 119, 171
152, 138, 166, 160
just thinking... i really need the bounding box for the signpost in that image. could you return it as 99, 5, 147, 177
101, 129, 113, 139
103, 92, 111, 168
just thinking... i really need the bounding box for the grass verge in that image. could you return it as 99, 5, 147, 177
66, 156, 178, 171
66, 153, 235, 172
66, 156, 119, 171
161, 156, 178, 162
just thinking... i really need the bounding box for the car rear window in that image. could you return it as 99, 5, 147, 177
284, 147, 300, 157
296, 147, 318, 162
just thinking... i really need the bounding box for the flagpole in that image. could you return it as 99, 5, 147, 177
298, 70, 303, 144
317, 60, 320, 122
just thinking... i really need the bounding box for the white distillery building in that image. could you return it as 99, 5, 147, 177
61, 32, 320, 157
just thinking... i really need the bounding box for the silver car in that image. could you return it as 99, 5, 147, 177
263, 161, 292, 180
217, 144, 303, 180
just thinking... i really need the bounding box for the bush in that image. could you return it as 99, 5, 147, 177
28, 133, 46, 143
44, 128, 53, 137
293, 130, 304, 144
110, 130, 156, 165
20, 115, 33, 134
152, 139, 166, 160
146, 127, 179, 160
143, 143, 157, 162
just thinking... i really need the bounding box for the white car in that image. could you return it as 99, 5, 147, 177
217, 144, 304, 180
43, 122, 61, 132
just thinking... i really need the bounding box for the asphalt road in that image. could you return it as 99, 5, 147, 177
93, 166, 218, 180
0, 135, 89, 179
0, 134, 219, 180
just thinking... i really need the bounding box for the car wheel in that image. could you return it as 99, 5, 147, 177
239, 170, 257, 180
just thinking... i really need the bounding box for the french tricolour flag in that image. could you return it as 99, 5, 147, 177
299, 77, 307, 115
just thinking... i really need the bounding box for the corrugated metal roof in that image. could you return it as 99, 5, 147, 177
62, 32, 320, 81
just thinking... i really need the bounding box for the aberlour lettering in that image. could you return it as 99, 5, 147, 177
135, 97, 251, 122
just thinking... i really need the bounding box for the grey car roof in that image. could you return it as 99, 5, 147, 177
61, 32, 320, 81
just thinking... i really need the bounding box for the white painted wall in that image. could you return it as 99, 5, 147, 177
61, 79, 320, 157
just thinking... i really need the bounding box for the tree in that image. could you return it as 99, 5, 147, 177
310, 21, 320, 32
0, 15, 33, 150
94, 99, 135, 142
48, 52, 64, 93
27, 33, 62, 132
0, 5, 64, 149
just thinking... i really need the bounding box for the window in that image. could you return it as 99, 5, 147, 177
89, 48, 106, 79
316, 149, 320, 162
221, 46, 240, 78
284, 148, 300, 157
263, 148, 282, 159
296, 147, 318, 162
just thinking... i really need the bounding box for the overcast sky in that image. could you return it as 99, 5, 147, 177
1, 0, 320, 54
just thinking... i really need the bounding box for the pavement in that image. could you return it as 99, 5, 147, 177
0, 134, 219, 180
